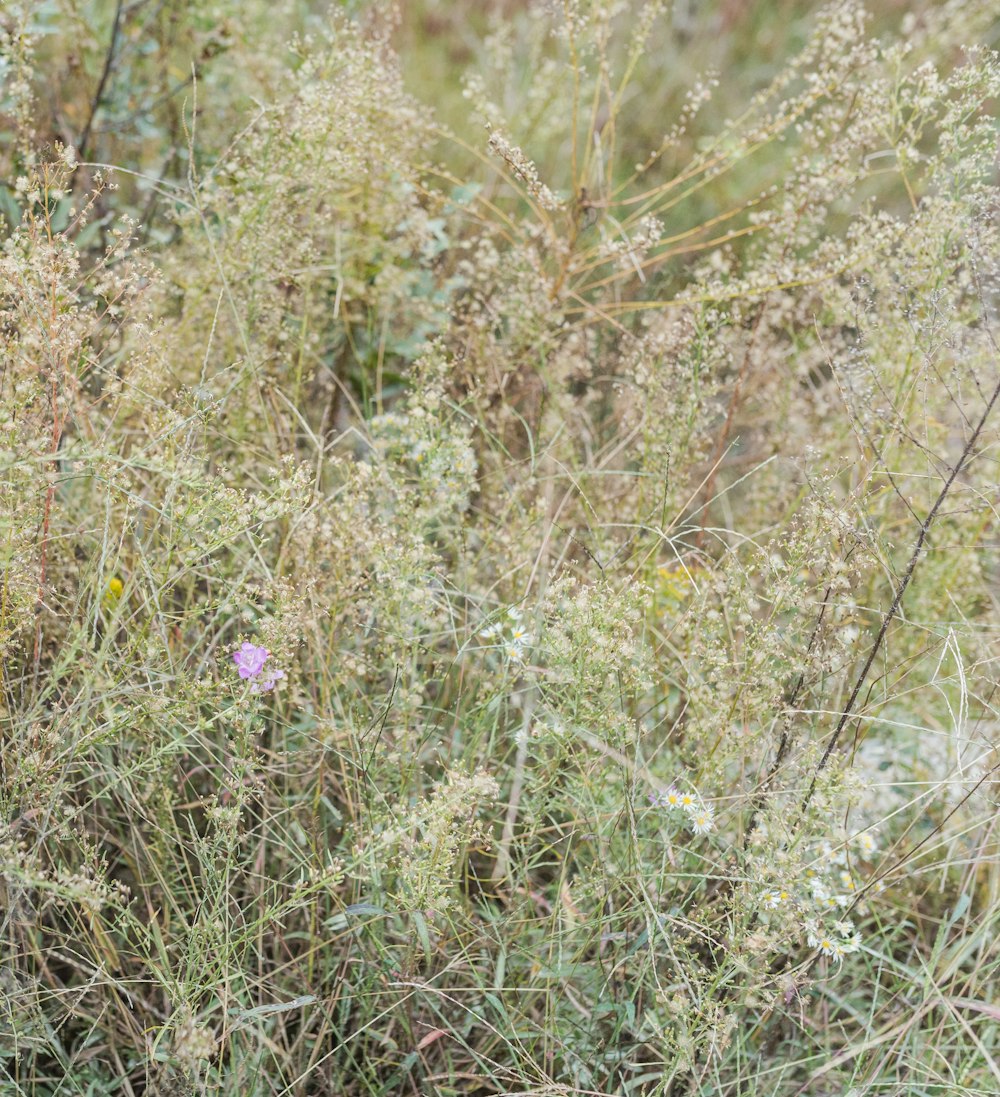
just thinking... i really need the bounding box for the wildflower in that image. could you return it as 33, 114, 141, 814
679, 791, 698, 811
828, 932, 863, 961
820, 840, 847, 866
233, 642, 285, 693
840, 932, 863, 954
649, 786, 683, 809
688, 805, 715, 836
812, 882, 850, 911
234, 642, 269, 679
839, 871, 857, 892
856, 831, 878, 854
252, 667, 286, 695
102, 576, 124, 609
479, 623, 502, 640
762, 889, 791, 910
507, 606, 523, 622
504, 642, 526, 663
807, 929, 838, 957
657, 564, 694, 601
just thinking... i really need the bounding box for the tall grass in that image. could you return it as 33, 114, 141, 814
2, 1, 1000, 1094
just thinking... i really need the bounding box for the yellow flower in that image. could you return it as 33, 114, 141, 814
102, 576, 124, 609
657, 563, 695, 602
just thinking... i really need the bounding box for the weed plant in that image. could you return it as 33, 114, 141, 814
2, 1, 1000, 1094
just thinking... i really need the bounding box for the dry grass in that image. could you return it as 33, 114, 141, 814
2, 2, 1000, 1095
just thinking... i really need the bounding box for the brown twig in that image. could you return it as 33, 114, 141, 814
77, 0, 126, 161
801, 362, 1000, 811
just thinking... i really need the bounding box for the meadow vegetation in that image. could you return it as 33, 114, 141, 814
2, 1, 1000, 1094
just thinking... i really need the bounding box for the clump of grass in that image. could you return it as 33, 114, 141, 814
2, 2, 1000, 1095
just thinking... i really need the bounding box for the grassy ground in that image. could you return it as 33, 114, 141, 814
2, 2, 1000, 1095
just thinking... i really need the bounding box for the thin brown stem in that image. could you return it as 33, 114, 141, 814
77, 0, 126, 160
802, 363, 1000, 811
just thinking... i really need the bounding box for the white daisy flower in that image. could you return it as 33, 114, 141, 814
820, 840, 847, 867
856, 831, 878, 854
648, 786, 683, 809
807, 930, 839, 957
688, 805, 715, 836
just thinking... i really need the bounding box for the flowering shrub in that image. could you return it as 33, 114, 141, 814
2, 2, 999, 1095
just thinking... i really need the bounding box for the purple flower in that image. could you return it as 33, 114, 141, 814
233, 642, 285, 693
252, 668, 286, 695
234, 642, 270, 679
